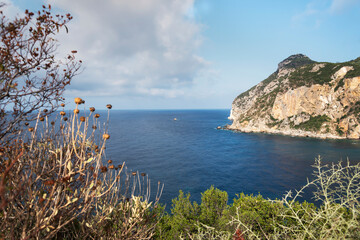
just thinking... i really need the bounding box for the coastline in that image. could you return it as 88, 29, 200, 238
223, 124, 347, 140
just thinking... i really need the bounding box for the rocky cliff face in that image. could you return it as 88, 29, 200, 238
227, 54, 360, 139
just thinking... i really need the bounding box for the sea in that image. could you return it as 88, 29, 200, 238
104, 109, 360, 208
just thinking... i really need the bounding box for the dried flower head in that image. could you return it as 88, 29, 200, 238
28, 127, 34, 132
118, 164, 122, 169
109, 165, 114, 169
89, 107, 95, 112
107, 159, 112, 164
101, 166, 108, 173
141, 173, 146, 177
51, 121, 55, 125
103, 133, 110, 140
39, 117, 44, 121
80, 116, 85, 122
38, 198, 45, 204
74, 97, 83, 104
132, 171, 137, 176
60, 103, 65, 107
106, 104, 112, 109
74, 109, 79, 114
92, 125, 97, 129
25, 122, 29, 126
43, 109, 48, 113
63, 117, 68, 121
95, 113, 100, 118
60, 111, 66, 116
43, 180, 55, 186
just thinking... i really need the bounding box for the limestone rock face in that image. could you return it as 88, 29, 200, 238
227, 54, 360, 139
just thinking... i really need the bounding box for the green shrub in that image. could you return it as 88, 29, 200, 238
155, 190, 200, 239
199, 186, 228, 228
294, 115, 330, 132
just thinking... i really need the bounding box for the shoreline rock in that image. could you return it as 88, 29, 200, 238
224, 124, 346, 140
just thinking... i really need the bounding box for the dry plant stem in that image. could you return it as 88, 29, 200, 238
0, 146, 23, 210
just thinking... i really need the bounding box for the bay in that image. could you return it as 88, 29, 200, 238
105, 109, 360, 207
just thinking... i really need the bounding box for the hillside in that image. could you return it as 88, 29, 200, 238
227, 54, 360, 139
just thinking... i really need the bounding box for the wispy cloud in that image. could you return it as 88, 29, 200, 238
292, 0, 359, 27
329, 0, 360, 14
292, 2, 319, 23
43, 0, 207, 99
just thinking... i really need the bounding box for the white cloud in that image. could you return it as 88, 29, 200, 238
45, 0, 207, 99
1, 0, 22, 18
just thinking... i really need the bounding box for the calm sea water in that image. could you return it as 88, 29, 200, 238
104, 110, 360, 207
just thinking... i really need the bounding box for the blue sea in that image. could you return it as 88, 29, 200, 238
105, 109, 360, 207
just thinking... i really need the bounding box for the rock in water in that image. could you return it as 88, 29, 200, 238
228, 54, 360, 139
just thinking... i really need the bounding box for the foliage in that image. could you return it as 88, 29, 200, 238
288, 57, 360, 89
199, 186, 228, 228
0, 5, 81, 140
279, 55, 315, 69
156, 157, 360, 240
293, 114, 330, 132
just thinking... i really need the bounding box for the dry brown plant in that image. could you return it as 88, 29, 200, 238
0, 100, 163, 239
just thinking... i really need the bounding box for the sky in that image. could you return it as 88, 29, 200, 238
3, 0, 360, 109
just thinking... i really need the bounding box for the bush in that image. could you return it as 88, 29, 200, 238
0, 99, 163, 239
156, 157, 360, 240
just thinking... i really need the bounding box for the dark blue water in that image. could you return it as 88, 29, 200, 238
105, 110, 360, 207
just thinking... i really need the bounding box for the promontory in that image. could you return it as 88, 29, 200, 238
227, 54, 360, 139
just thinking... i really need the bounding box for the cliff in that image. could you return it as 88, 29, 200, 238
227, 54, 360, 139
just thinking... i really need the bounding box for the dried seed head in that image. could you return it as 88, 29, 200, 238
74, 109, 79, 114
51, 121, 55, 125
109, 165, 114, 169
89, 107, 95, 112
103, 133, 110, 140
132, 171, 137, 176
25, 122, 29, 126
80, 116, 85, 122
43, 109, 48, 113
28, 127, 34, 132
74, 97, 83, 104
101, 166, 107, 173
60, 111, 66, 116
92, 125, 97, 129
141, 173, 146, 177
63, 117, 68, 121
118, 164, 122, 169
94, 145, 98, 149
43, 180, 55, 186
60, 103, 65, 107
106, 104, 112, 109
94, 113, 100, 118
39, 117, 44, 121
107, 159, 112, 164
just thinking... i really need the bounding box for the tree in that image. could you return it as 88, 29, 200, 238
0, 4, 81, 140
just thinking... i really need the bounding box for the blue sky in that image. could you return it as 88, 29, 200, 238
4, 0, 360, 109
